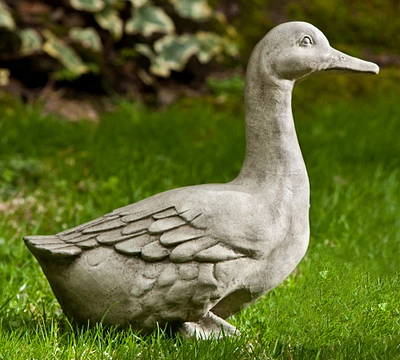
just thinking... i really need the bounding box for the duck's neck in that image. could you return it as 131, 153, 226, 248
235, 74, 306, 183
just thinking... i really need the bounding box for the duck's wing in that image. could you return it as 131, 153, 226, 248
24, 205, 247, 263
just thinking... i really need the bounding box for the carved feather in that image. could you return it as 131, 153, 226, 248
76, 238, 98, 249
25, 205, 249, 266
115, 233, 153, 255
141, 241, 170, 261
62, 233, 98, 243
160, 227, 204, 246
96, 229, 135, 245
169, 237, 219, 263
152, 207, 179, 219
122, 218, 154, 235
58, 215, 119, 236
195, 244, 245, 262
82, 218, 126, 233
148, 216, 186, 234
24, 236, 81, 258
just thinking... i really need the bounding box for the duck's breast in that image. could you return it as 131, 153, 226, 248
257, 172, 310, 292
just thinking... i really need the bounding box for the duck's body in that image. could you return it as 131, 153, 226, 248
26, 175, 309, 333
24, 22, 378, 337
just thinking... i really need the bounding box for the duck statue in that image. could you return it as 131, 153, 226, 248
24, 22, 379, 338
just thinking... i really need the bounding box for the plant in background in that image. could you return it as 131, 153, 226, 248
0, 0, 238, 91
1, 0, 395, 98
0, 68, 9, 86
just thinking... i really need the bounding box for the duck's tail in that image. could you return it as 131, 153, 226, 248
24, 235, 81, 259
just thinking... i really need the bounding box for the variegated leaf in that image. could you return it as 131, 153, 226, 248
221, 37, 239, 57
195, 31, 222, 63
135, 43, 168, 78
135, 43, 155, 60
103, 0, 119, 4
152, 34, 199, 76
0, 68, 10, 86
137, 68, 154, 85
169, 0, 212, 21
149, 57, 171, 78
69, 27, 102, 52
125, 4, 175, 37
19, 29, 42, 56
129, 0, 148, 7
0, 1, 15, 30
94, 7, 123, 40
42, 30, 88, 75
70, 0, 105, 12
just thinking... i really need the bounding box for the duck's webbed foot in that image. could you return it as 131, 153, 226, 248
179, 312, 240, 339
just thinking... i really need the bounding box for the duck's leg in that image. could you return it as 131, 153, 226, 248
179, 312, 240, 339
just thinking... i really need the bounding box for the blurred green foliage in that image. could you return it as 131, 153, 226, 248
0, 76, 399, 357
0, 0, 237, 89
0, 0, 398, 95
206, 68, 400, 111
229, 0, 399, 61
285, 0, 400, 52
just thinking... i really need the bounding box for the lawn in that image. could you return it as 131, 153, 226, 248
0, 71, 399, 359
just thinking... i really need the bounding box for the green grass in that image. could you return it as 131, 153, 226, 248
0, 72, 399, 359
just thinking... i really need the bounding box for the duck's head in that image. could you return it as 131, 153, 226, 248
250, 21, 379, 83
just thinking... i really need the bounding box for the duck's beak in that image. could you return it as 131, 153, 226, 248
325, 47, 379, 74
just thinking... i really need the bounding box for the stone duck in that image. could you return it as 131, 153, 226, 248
24, 22, 379, 338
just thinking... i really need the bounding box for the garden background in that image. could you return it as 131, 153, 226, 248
0, 0, 399, 359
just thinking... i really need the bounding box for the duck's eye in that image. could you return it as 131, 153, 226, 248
301, 36, 313, 46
